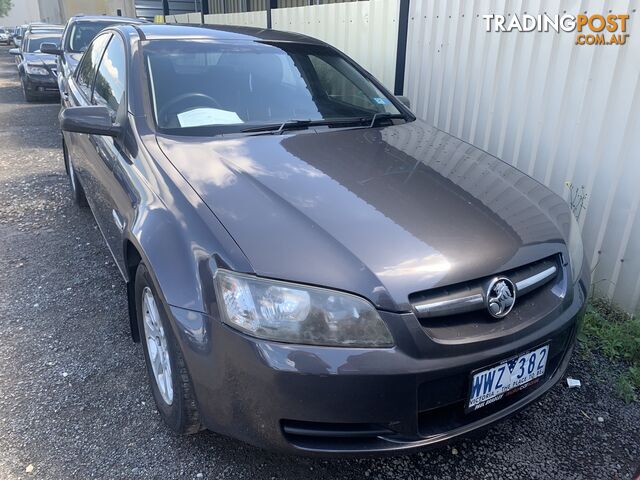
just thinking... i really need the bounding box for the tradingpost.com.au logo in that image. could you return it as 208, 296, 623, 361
482, 13, 631, 45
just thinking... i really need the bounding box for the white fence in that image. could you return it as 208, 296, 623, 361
167, 0, 640, 312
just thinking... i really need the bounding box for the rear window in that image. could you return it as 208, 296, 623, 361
27, 36, 61, 53
67, 21, 116, 53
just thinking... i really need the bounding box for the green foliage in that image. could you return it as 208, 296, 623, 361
0, 0, 13, 18
579, 298, 640, 403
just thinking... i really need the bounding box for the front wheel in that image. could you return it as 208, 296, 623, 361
22, 79, 37, 103
135, 263, 202, 435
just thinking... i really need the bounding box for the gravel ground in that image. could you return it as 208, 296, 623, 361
0, 46, 638, 480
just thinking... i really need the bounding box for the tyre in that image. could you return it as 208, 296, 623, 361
63, 139, 88, 207
135, 262, 202, 435
22, 79, 37, 103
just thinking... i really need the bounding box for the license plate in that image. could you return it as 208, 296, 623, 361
466, 344, 549, 412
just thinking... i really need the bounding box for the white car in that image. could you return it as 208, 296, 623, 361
0, 28, 10, 45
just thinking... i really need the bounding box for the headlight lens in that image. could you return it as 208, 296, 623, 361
214, 270, 394, 347
567, 214, 584, 284
25, 64, 49, 75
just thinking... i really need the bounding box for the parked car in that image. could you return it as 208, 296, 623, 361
41, 15, 143, 101
10, 26, 19, 45
13, 25, 29, 48
0, 27, 10, 45
58, 23, 588, 455
27, 23, 65, 34
10, 26, 18, 45
13, 25, 27, 48
10, 31, 62, 102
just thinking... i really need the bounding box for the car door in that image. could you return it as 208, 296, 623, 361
15, 35, 25, 67
65, 32, 111, 213
86, 32, 132, 272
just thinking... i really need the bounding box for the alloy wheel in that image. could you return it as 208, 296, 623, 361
142, 287, 174, 405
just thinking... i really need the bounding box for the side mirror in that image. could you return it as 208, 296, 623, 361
9, 48, 20, 55
59, 106, 121, 137
41, 42, 63, 55
397, 96, 411, 109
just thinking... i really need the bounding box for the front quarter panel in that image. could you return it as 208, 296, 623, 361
121, 118, 252, 313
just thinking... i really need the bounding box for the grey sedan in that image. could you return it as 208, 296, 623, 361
58, 23, 588, 455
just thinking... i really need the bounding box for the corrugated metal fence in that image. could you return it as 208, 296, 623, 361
166, 0, 640, 313
204, 10, 267, 26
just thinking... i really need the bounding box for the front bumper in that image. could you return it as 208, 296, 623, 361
169, 279, 586, 455
24, 74, 59, 96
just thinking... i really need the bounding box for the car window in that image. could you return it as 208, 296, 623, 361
76, 33, 111, 99
309, 55, 383, 111
93, 35, 126, 113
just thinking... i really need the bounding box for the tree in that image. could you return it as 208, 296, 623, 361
0, 0, 13, 18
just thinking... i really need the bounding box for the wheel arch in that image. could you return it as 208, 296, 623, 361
124, 238, 142, 342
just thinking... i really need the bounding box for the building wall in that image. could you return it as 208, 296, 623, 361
38, 0, 62, 23
60, 0, 136, 19
0, 0, 41, 26
37, 0, 136, 23
107, 0, 137, 17
403, 0, 640, 312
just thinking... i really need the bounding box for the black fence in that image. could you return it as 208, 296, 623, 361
135, 0, 207, 21
208, 0, 367, 14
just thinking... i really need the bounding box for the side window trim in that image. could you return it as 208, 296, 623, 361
91, 33, 126, 113
89, 35, 114, 106
75, 33, 112, 101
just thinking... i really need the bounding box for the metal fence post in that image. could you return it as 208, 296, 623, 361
394, 0, 410, 95
266, 0, 277, 28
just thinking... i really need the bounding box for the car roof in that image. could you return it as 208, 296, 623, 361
69, 15, 144, 24
132, 23, 325, 45
28, 31, 63, 39
29, 25, 64, 30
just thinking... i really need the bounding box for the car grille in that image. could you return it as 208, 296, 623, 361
409, 254, 567, 343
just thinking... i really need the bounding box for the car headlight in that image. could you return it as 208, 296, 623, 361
214, 270, 394, 347
567, 214, 584, 284
25, 64, 49, 75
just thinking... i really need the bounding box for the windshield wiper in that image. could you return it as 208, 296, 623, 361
367, 113, 406, 128
241, 113, 407, 134
241, 119, 314, 134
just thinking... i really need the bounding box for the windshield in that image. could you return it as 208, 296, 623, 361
144, 40, 403, 135
27, 36, 61, 53
68, 21, 116, 53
